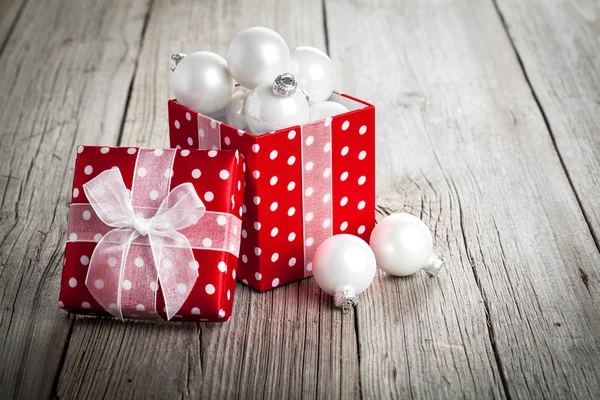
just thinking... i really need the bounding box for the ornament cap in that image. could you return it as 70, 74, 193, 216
422, 254, 444, 276
170, 53, 187, 72
272, 73, 297, 97
333, 286, 359, 313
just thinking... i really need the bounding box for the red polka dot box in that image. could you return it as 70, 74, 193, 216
168, 92, 375, 292
59, 146, 245, 322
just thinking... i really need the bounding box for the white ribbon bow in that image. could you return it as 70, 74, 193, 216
83, 168, 205, 320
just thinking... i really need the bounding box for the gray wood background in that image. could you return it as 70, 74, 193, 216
0, 0, 598, 398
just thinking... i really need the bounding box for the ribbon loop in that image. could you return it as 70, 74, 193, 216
82, 168, 206, 320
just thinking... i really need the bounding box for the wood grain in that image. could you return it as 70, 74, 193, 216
0, 0, 26, 52
494, 0, 600, 285
55, 1, 360, 399
325, 0, 600, 398
0, 0, 150, 398
2, 0, 599, 398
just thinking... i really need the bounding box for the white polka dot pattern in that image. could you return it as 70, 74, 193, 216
300, 121, 334, 275
197, 113, 222, 151
65, 142, 244, 321
163, 95, 374, 293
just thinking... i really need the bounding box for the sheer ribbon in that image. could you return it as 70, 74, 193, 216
83, 168, 205, 320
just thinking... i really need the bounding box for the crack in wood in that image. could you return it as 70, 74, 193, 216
452, 177, 512, 400
489, 0, 600, 259
116, 0, 155, 147
0, 0, 29, 59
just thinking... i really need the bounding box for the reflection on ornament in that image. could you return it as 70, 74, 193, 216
290, 46, 336, 104
369, 213, 443, 277
226, 90, 249, 129
312, 234, 377, 312
227, 27, 290, 90
308, 101, 349, 122
171, 51, 234, 114
245, 73, 309, 134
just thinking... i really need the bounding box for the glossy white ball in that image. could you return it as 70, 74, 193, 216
312, 234, 377, 296
171, 51, 234, 114
226, 27, 290, 89
244, 84, 309, 134
225, 90, 249, 129
308, 101, 349, 122
290, 46, 336, 104
370, 213, 434, 276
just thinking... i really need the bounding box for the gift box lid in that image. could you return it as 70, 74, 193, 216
60, 146, 245, 321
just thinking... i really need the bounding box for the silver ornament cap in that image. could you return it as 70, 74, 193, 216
170, 53, 187, 72
421, 254, 444, 277
334, 286, 359, 313
272, 73, 298, 97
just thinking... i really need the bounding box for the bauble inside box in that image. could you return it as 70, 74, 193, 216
169, 93, 375, 292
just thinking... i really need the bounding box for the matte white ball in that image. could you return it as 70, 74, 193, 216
172, 51, 234, 115
226, 27, 290, 90
308, 101, 349, 122
226, 90, 249, 129
290, 46, 336, 104
312, 234, 377, 297
244, 84, 309, 134
370, 213, 439, 276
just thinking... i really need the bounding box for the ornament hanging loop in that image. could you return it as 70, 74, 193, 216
334, 286, 359, 313
170, 53, 187, 71
422, 254, 444, 277
272, 73, 297, 97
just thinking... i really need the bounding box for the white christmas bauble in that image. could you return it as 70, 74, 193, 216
313, 234, 377, 311
369, 213, 443, 276
244, 76, 309, 134
172, 51, 234, 114
290, 46, 336, 104
225, 90, 249, 129
308, 101, 349, 122
226, 27, 290, 90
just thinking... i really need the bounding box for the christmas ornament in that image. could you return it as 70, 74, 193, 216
245, 73, 309, 134
169, 53, 186, 71
234, 86, 250, 94
369, 213, 443, 277
312, 234, 377, 312
308, 101, 349, 122
225, 90, 249, 129
171, 51, 234, 115
289, 46, 336, 104
226, 27, 290, 90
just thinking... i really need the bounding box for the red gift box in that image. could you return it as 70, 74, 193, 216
59, 146, 245, 321
169, 93, 375, 292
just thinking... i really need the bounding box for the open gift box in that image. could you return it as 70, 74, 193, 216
59, 146, 244, 321
169, 93, 375, 292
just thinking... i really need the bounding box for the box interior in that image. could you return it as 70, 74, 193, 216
204, 92, 370, 131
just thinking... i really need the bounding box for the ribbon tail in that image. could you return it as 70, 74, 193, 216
86, 228, 137, 320
149, 231, 198, 321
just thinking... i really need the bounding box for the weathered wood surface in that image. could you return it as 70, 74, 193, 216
0, 0, 150, 398
0, 0, 599, 399
55, 1, 360, 399
0, 0, 25, 51
326, 0, 600, 398
494, 0, 600, 261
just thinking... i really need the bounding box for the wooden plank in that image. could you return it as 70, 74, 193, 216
494, 0, 600, 279
55, 1, 360, 399
0, 0, 150, 398
325, 0, 600, 398
0, 0, 26, 52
